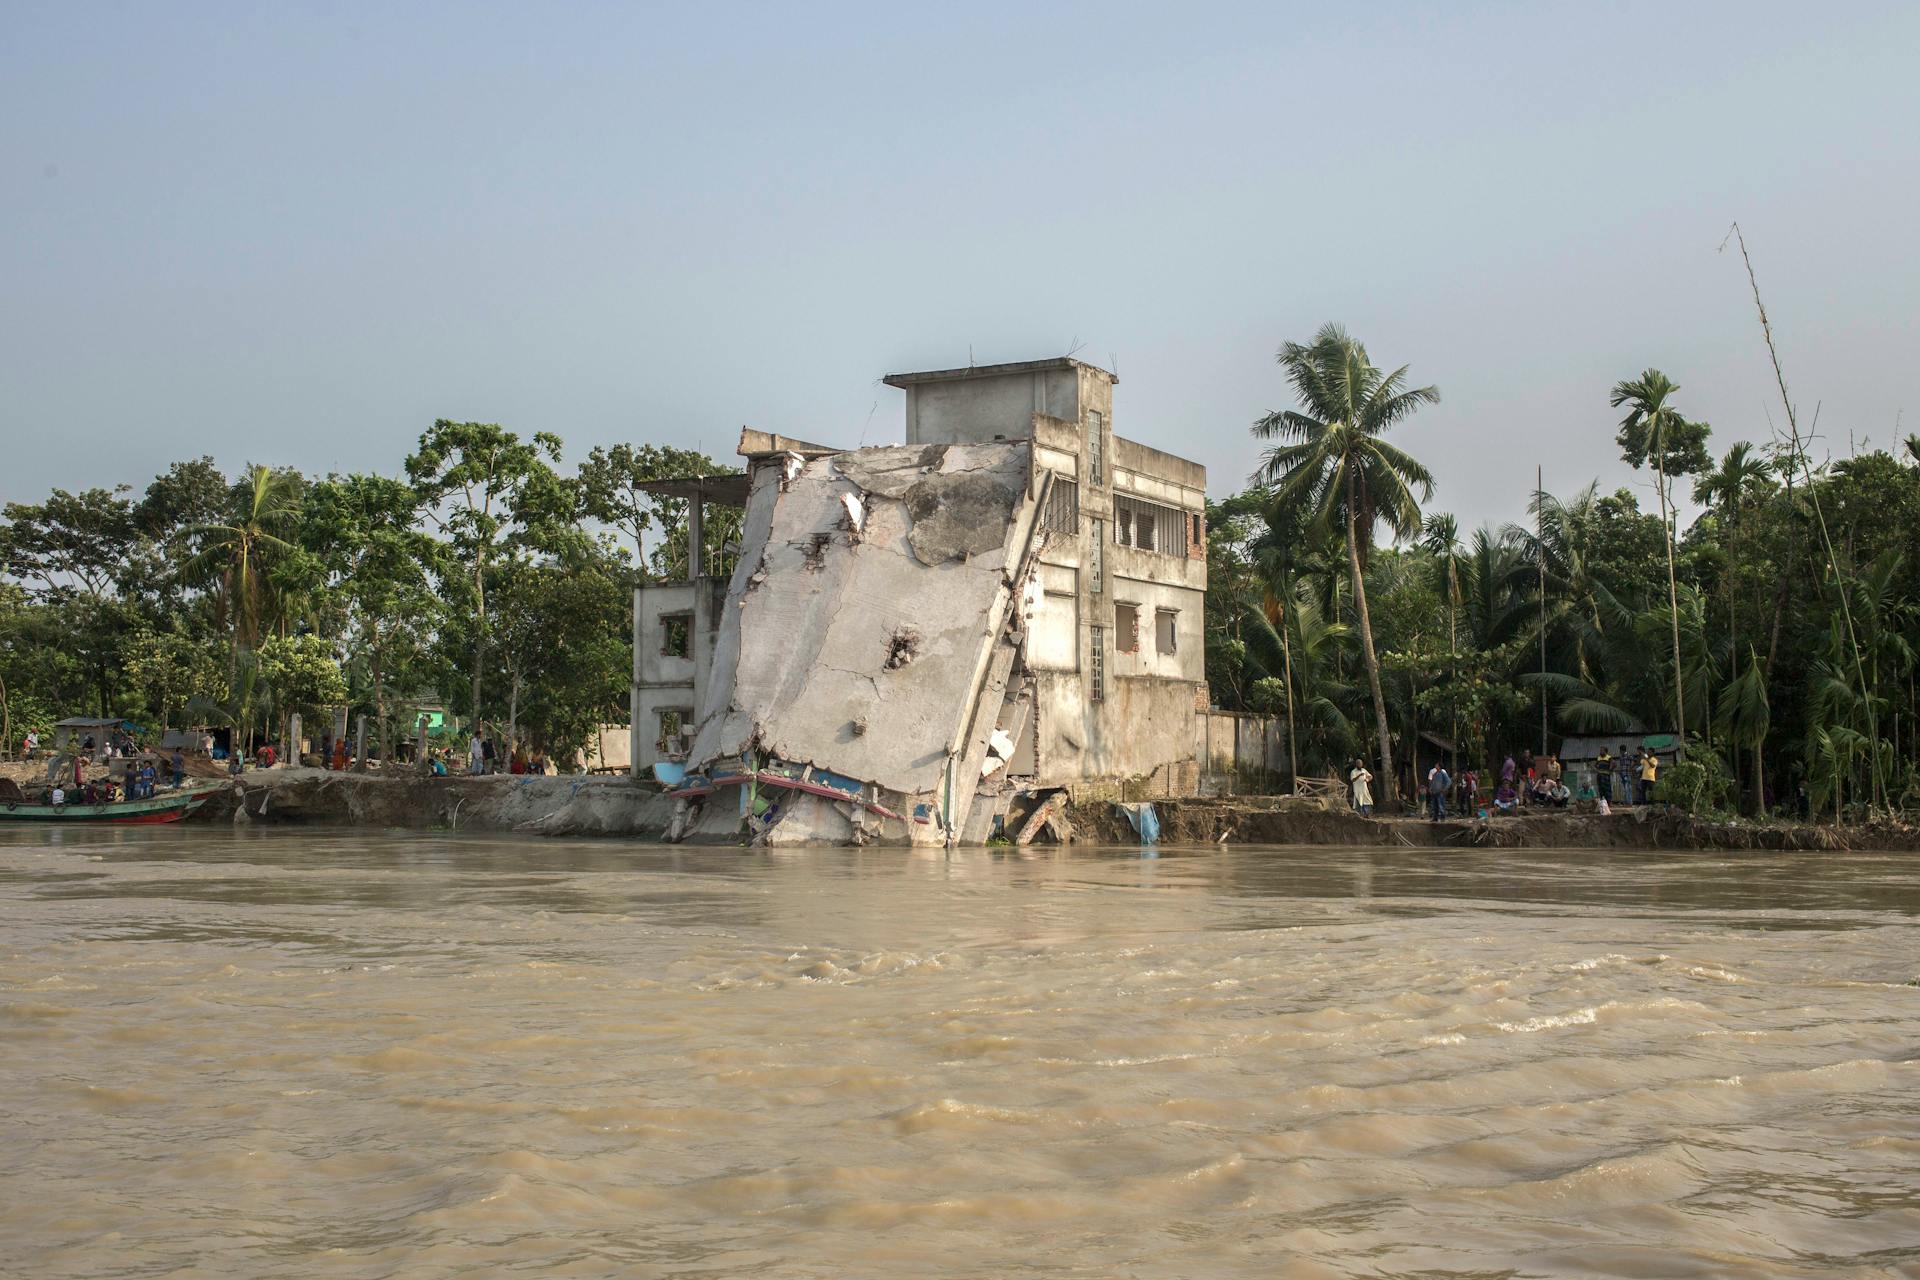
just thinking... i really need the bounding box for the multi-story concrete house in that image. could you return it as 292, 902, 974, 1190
631, 356, 1207, 844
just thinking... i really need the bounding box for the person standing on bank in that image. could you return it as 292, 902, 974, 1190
1426, 761, 1452, 821
1595, 745, 1614, 804
1349, 759, 1374, 818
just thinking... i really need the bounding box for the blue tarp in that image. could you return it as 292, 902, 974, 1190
1114, 802, 1161, 845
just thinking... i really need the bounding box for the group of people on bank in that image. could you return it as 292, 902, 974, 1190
1347, 744, 1664, 820
32, 732, 189, 807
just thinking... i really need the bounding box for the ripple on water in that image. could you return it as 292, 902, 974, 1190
1, 835, 1916, 1278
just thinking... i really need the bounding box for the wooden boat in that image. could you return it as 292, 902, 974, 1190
0, 788, 212, 824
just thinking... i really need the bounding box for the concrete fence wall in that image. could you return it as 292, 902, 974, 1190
1194, 711, 1287, 794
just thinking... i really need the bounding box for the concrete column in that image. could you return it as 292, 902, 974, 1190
288, 713, 302, 768
355, 714, 367, 770
417, 715, 429, 774
332, 706, 348, 750
631, 585, 643, 781
687, 492, 704, 582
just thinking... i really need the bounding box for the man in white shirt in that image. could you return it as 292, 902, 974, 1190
469, 734, 485, 776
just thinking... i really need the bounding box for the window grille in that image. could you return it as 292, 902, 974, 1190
1112, 495, 1187, 557
1042, 477, 1078, 534
1089, 625, 1105, 702
1087, 411, 1104, 484
1089, 518, 1104, 593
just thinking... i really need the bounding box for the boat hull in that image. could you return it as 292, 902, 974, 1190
0, 791, 212, 824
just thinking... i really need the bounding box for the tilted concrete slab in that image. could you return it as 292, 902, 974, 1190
686, 440, 1036, 798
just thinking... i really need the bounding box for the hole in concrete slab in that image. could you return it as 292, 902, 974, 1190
802, 532, 831, 571
883, 627, 921, 670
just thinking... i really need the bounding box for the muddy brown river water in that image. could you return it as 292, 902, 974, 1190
2, 830, 1917, 1278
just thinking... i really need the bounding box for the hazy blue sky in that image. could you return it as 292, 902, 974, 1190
4, 1, 1916, 532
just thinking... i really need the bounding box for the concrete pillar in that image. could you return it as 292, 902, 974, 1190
288, 713, 302, 768
631, 585, 644, 781
332, 706, 348, 751
355, 714, 367, 770
416, 715, 429, 774
687, 491, 704, 582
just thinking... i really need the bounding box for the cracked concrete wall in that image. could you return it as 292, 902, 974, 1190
686, 440, 1036, 797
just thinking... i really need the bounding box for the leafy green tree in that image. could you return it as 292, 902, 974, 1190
188, 465, 301, 685
1, 487, 138, 600
405, 421, 565, 723
577, 443, 731, 579
122, 627, 226, 731
489, 553, 630, 759
1254, 323, 1438, 803
302, 474, 442, 758
257, 634, 348, 727
1611, 370, 1711, 737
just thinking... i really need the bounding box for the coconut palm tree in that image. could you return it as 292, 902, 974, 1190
1421, 513, 1465, 770
1254, 324, 1438, 803
1243, 586, 1358, 772
189, 465, 300, 686
1716, 648, 1770, 815
1610, 370, 1710, 738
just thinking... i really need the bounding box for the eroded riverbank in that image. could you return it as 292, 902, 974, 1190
184, 768, 1920, 853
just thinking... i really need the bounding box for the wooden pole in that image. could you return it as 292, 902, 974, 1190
1538, 464, 1547, 757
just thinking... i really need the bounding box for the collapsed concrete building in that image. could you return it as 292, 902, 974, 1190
630, 357, 1207, 845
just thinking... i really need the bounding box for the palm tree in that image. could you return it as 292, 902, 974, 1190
1243, 586, 1358, 771
1255, 324, 1438, 802
189, 465, 300, 686
1693, 441, 1771, 515
1716, 648, 1770, 816
1610, 370, 1708, 739
1421, 513, 1464, 772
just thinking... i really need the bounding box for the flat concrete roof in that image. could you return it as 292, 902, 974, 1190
634, 474, 752, 506
883, 357, 1116, 388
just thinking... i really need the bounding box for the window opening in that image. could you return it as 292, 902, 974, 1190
1112, 496, 1187, 557
1155, 608, 1178, 655
1087, 411, 1104, 484
661, 613, 691, 658
656, 707, 694, 756
1042, 477, 1079, 534
1089, 518, 1104, 593
1089, 625, 1105, 702
1116, 603, 1140, 654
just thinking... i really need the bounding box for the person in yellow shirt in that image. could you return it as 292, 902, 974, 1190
1638, 749, 1658, 805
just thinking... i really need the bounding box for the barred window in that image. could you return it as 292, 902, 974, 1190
1089, 625, 1105, 702
1087, 411, 1104, 484
1113, 495, 1187, 557
1042, 477, 1078, 534
1089, 518, 1104, 593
